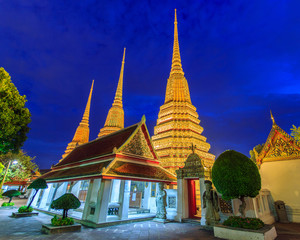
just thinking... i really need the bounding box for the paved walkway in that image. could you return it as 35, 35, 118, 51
0, 207, 219, 240
1, 202, 300, 240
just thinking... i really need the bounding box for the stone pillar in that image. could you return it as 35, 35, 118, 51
82, 179, 101, 222
199, 178, 206, 225
175, 179, 189, 222
97, 179, 113, 223
119, 180, 131, 220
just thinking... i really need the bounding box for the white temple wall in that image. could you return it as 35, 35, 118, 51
260, 159, 300, 222
38, 184, 52, 209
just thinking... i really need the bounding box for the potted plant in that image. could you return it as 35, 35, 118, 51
1, 190, 20, 207
41, 193, 81, 234
13, 178, 47, 217
212, 150, 277, 240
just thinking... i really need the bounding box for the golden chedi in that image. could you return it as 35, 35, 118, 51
152, 10, 215, 174
62, 80, 94, 159
98, 48, 126, 137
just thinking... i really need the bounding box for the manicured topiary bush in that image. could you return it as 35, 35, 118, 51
50, 193, 80, 220
223, 216, 264, 230
2, 190, 21, 203
27, 178, 48, 209
212, 150, 261, 217
18, 205, 33, 213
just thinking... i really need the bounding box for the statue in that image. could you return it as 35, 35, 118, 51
155, 182, 167, 220
202, 180, 220, 225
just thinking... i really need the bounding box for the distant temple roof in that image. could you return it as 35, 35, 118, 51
42, 117, 177, 184
256, 111, 300, 166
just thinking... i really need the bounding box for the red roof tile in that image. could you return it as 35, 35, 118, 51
56, 123, 138, 167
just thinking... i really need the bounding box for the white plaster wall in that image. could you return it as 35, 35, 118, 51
260, 159, 300, 222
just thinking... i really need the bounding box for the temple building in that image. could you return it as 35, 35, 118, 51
33, 49, 177, 226
62, 80, 94, 159
257, 112, 300, 223
152, 9, 215, 174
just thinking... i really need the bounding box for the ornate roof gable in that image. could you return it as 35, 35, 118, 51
117, 115, 158, 160
257, 120, 300, 166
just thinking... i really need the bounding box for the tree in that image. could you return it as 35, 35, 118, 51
0, 150, 38, 186
249, 144, 264, 164
2, 189, 21, 203
212, 150, 261, 217
0, 67, 31, 154
27, 178, 48, 209
50, 193, 81, 218
291, 125, 300, 142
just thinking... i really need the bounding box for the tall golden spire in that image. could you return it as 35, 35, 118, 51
171, 9, 184, 75
98, 48, 126, 138
164, 9, 191, 103
152, 10, 215, 174
62, 80, 94, 159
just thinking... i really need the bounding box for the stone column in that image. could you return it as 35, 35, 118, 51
82, 179, 101, 222
119, 180, 131, 220
199, 178, 206, 225
97, 179, 113, 223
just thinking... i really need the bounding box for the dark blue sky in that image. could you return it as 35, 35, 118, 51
1, 0, 300, 169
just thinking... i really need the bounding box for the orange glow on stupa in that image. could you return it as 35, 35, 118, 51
98, 48, 126, 138
62, 80, 94, 159
152, 10, 215, 174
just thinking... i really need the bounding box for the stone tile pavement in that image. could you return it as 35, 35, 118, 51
0, 208, 219, 240
1, 205, 300, 240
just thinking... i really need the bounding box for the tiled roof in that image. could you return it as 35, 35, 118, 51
42, 161, 110, 181
56, 123, 138, 167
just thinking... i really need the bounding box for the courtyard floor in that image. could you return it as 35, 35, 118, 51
0, 198, 300, 239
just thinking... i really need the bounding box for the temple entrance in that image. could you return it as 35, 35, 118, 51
187, 179, 201, 218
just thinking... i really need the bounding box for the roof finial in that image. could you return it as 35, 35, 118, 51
189, 144, 197, 154
170, 9, 184, 75
270, 110, 276, 125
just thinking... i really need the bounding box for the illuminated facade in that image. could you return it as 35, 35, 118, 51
98, 48, 126, 138
62, 80, 94, 159
152, 10, 215, 173
257, 112, 300, 222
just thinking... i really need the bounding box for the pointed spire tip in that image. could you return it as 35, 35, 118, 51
270, 110, 276, 125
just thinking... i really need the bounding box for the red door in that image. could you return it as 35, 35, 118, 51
187, 179, 197, 218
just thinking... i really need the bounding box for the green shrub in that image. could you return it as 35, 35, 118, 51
27, 178, 48, 209
2, 190, 21, 203
223, 216, 265, 230
212, 150, 261, 217
51, 193, 80, 219
18, 205, 33, 213
51, 215, 74, 226
1, 202, 14, 207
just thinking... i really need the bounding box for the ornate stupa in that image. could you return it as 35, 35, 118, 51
62, 80, 94, 159
98, 48, 126, 137
152, 10, 215, 174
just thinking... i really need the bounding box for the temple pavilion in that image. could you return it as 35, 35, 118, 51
33, 45, 176, 226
